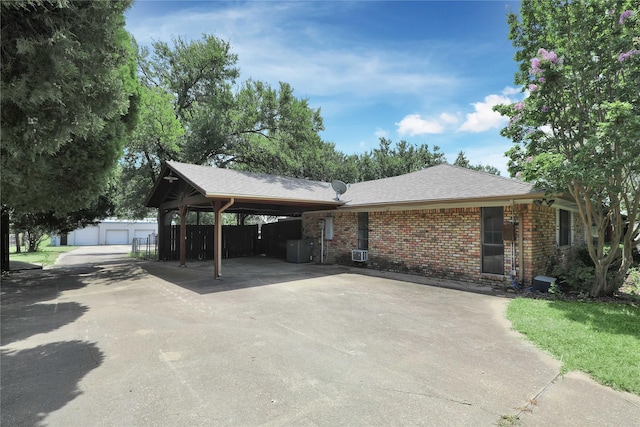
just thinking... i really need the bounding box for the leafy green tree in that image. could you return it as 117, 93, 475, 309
118, 85, 184, 217
136, 35, 238, 172
1, 0, 138, 214
208, 80, 326, 178
122, 33, 336, 213
495, 0, 640, 296
354, 138, 446, 181
453, 151, 500, 175
10, 192, 117, 252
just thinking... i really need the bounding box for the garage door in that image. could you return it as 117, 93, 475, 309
105, 230, 129, 245
73, 226, 100, 246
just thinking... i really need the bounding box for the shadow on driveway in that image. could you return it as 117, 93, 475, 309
140, 256, 350, 295
1, 256, 141, 425
1, 341, 104, 427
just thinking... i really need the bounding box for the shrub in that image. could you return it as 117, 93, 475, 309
551, 245, 630, 295
551, 246, 594, 294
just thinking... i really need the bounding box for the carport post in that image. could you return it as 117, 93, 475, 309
179, 204, 188, 267
213, 198, 234, 279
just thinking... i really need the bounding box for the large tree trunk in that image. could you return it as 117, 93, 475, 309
590, 262, 609, 297
14, 232, 21, 253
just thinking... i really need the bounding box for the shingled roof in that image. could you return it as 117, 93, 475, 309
145, 161, 344, 214
168, 161, 338, 202
343, 164, 541, 208
146, 161, 544, 213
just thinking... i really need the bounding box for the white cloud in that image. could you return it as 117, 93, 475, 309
395, 111, 461, 136
501, 86, 522, 96
456, 144, 511, 176
374, 128, 389, 138
457, 93, 514, 133
396, 114, 445, 136
439, 112, 460, 125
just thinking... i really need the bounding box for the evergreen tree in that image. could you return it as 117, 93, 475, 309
1, 0, 139, 213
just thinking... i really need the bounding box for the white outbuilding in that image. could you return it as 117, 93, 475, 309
64, 218, 157, 246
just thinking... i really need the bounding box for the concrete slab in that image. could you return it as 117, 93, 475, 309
1, 246, 638, 426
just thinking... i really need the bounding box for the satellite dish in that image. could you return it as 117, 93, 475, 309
331, 180, 348, 201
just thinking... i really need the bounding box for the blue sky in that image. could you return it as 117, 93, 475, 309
125, 0, 525, 174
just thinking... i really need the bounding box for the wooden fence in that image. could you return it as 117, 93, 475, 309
159, 220, 302, 262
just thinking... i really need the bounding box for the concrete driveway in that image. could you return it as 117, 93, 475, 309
2, 246, 638, 426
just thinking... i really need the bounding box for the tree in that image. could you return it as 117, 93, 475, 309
495, 0, 640, 296
121, 34, 337, 216
453, 151, 501, 175
118, 85, 184, 217
1, 0, 138, 214
207, 80, 326, 178
353, 138, 446, 181
10, 192, 116, 252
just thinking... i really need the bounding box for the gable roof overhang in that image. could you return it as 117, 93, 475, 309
144, 162, 578, 216
145, 161, 344, 215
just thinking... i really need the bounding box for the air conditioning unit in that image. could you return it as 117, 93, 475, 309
352, 249, 368, 262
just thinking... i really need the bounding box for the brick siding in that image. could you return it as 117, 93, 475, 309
303, 204, 577, 289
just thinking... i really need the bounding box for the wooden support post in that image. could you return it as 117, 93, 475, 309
212, 198, 234, 279
213, 201, 221, 278
179, 204, 188, 267
157, 209, 166, 261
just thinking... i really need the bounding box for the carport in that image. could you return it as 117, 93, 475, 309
145, 161, 343, 278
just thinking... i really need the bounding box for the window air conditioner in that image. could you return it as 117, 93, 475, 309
352, 249, 368, 262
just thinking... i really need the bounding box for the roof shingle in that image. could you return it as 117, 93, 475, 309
343, 164, 540, 206
168, 161, 338, 203
152, 162, 541, 210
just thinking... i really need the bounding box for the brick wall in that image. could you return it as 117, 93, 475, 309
303, 204, 570, 288
302, 211, 358, 262
305, 208, 493, 285
368, 209, 482, 282
521, 204, 556, 282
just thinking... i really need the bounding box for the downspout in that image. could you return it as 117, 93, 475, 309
214, 198, 235, 279
510, 200, 517, 289
518, 207, 525, 285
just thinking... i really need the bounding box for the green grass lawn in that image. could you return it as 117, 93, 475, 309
9, 238, 78, 266
506, 298, 640, 395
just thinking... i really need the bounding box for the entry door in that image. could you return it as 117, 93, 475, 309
482, 207, 504, 274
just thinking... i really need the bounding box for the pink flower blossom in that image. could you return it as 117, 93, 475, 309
514, 102, 525, 110
526, 156, 533, 163
618, 49, 640, 62
529, 84, 538, 92
538, 77, 546, 83
538, 48, 559, 64
530, 57, 543, 75
619, 10, 635, 24
516, 171, 522, 178
542, 105, 549, 112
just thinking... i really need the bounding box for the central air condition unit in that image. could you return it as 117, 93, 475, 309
351, 249, 368, 262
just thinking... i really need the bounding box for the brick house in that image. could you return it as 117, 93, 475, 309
301, 165, 586, 287
146, 161, 585, 286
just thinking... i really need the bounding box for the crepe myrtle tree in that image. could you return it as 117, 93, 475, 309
495, 0, 640, 297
